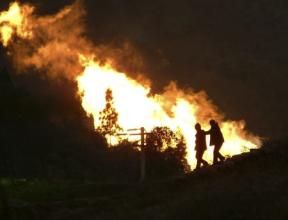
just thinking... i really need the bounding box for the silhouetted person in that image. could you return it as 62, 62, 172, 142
206, 120, 225, 164
195, 123, 209, 169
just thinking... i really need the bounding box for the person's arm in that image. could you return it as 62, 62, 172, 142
204, 129, 211, 135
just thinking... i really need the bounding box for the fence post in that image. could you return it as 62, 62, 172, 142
140, 127, 146, 183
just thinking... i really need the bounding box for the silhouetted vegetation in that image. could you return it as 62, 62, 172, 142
146, 127, 190, 176
0, 69, 189, 183
97, 88, 122, 137
4, 67, 288, 220
1, 138, 288, 219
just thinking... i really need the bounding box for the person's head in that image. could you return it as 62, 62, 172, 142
195, 123, 201, 131
209, 119, 216, 126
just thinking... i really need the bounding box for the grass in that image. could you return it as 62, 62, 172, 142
1, 140, 288, 219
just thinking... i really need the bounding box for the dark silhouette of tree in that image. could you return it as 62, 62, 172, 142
164, 136, 190, 172
146, 127, 190, 173
146, 126, 178, 151
97, 88, 122, 137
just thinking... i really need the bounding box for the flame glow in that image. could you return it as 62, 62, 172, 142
77, 56, 261, 167
0, 1, 261, 168
0, 2, 33, 46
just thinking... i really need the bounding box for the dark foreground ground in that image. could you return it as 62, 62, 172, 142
1, 139, 288, 220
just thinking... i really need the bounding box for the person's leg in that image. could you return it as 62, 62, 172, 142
201, 159, 209, 166
216, 143, 225, 161
196, 160, 201, 169
213, 147, 218, 164
196, 151, 201, 169
218, 153, 225, 161
199, 151, 208, 166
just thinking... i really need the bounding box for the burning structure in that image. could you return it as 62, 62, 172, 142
0, 1, 261, 168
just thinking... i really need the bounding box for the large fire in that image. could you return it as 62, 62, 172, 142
0, 1, 261, 168
77, 56, 260, 166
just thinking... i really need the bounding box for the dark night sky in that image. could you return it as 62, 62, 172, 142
1, 0, 288, 138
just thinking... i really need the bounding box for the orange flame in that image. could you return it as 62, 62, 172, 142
77, 55, 261, 167
0, 2, 34, 46
0, 2, 261, 169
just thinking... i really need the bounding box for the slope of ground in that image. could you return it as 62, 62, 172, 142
1, 139, 288, 220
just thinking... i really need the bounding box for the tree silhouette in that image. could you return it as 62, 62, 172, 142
146, 126, 190, 172
146, 126, 178, 151
97, 89, 122, 137
164, 136, 190, 172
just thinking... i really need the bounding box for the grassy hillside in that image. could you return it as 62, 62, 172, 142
1, 139, 288, 220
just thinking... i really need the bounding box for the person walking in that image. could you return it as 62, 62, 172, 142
194, 123, 209, 169
206, 120, 225, 164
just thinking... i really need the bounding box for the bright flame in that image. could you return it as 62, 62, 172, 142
0, 1, 261, 169
0, 2, 33, 46
77, 56, 261, 168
